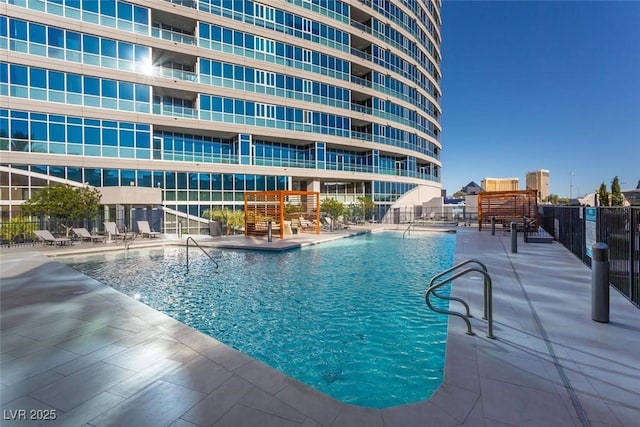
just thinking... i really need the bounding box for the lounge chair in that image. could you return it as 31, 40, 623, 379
137, 220, 160, 238
72, 227, 105, 243
298, 216, 316, 230
34, 230, 72, 246
103, 221, 135, 240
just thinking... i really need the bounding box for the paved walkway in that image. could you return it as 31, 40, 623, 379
1, 227, 638, 426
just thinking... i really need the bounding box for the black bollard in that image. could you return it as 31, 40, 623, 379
591, 243, 610, 323
267, 220, 272, 243
511, 221, 517, 253
491, 216, 495, 235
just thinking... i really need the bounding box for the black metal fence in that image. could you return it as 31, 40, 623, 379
1, 208, 163, 247
539, 206, 639, 307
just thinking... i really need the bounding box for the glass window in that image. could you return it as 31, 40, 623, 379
10, 64, 28, 85
102, 127, 117, 146
101, 38, 117, 58
82, 0, 98, 13
83, 76, 100, 95
119, 82, 133, 99
30, 121, 47, 141
83, 34, 99, 54
66, 31, 81, 51
84, 125, 100, 145
119, 128, 134, 147
49, 123, 65, 142
29, 22, 46, 44
103, 169, 119, 186
100, 0, 116, 17
30, 68, 46, 88
10, 19, 27, 41
134, 85, 149, 102
134, 6, 148, 25
66, 74, 82, 93
117, 2, 133, 21
68, 124, 82, 143
48, 27, 64, 47
101, 79, 117, 98
118, 42, 133, 60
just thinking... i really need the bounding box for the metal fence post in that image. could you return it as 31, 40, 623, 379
592, 242, 610, 323
511, 221, 517, 253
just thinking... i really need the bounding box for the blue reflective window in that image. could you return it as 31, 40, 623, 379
83, 34, 99, 54
9, 19, 27, 40
211, 97, 222, 111
135, 85, 149, 102
100, 0, 116, 17
200, 95, 210, 110
30, 68, 46, 88
84, 126, 100, 145
222, 28, 232, 44
10, 65, 28, 85
0, 17, 6, 38
66, 31, 81, 51
118, 42, 133, 60
83, 76, 100, 95
101, 80, 117, 98
119, 82, 133, 99
103, 169, 119, 186
120, 129, 134, 147
82, 0, 98, 13
29, 22, 46, 44
212, 61, 222, 77
49, 123, 65, 142
136, 130, 150, 148
102, 127, 117, 146
117, 2, 133, 21
30, 120, 47, 141
101, 39, 117, 57
134, 45, 149, 63
134, 6, 148, 25
68, 124, 82, 143
66, 74, 82, 93
48, 27, 64, 47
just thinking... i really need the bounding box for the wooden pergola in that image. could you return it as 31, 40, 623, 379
243, 191, 321, 238
477, 190, 538, 231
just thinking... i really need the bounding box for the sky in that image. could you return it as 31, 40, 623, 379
439, 0, 640, 198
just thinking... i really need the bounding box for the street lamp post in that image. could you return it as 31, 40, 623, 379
570, 172, 574, 200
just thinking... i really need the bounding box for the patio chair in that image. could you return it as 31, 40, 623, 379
34, 230, 72, 246
137, 220, 160, 238
72, 227, 105, 243
103, 221, 131, 240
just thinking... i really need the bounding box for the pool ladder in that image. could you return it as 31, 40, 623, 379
425, 259, 495, 339
186, 237, 219, 269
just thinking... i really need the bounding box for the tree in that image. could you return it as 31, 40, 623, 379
320, 198, 347, 224
610, 176, 624, 206
597, 182, 609, 206
355, 196, 375, 221
202, 208, 244, 235
637, 179, 640, 189
22, 184, 101, 225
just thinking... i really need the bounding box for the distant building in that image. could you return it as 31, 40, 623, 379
526, 169, 550, 201
461, 181, 484, 195
481, 177, 519, 192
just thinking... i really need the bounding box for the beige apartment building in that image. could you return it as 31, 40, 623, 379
526, 169, 550, 201
481, 177, 519, 192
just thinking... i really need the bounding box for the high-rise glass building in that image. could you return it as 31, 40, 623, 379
1, 0, 442, 231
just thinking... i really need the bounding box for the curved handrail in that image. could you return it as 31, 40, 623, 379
428, 259, 488, 316
403, 222, 412, 238
425, 266, 494, 339
186, 237, 219, 269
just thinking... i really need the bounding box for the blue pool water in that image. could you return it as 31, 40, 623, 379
64, 231, 455, 408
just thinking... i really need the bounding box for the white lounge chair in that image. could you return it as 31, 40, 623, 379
72, 227, 105, 243
34, 230, 72, 246
103, 221, 134, 240
137, 220, 160, 238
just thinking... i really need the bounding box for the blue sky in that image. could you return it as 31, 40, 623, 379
439, 1, 640, 197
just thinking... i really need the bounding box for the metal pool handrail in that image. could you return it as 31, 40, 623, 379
425, 259, 494, 339
403, 222, 413, 238
186, 236, 219, 269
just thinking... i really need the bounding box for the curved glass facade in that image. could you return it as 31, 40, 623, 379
1, 0, 442, 227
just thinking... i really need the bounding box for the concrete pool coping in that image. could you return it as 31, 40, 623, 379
1, 226, 639, 426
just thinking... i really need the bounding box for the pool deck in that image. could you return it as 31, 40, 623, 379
1, 226, 639, 426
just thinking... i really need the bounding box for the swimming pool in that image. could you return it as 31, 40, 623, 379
63, 231, 455, 408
